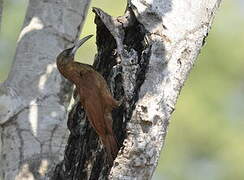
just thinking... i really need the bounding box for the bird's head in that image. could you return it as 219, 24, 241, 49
56, 35, 93, 66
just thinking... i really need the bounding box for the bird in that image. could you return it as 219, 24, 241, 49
56, 35, 119, 164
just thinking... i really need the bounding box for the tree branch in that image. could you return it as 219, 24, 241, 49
111, 0, 222, 179
54, 0, 222, 179
0, 0, 91, 179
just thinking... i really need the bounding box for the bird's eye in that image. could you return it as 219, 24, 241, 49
62, 49, 71, 57
64, 51, 69, 56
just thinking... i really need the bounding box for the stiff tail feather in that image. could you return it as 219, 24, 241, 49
101, 134, 118, 165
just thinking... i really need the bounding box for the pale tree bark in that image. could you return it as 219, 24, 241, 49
0, 0, 222, 179
0, 0, 91, 179
52, 0, 222, 179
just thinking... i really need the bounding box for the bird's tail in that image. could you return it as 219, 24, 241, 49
101, 134, 118, 165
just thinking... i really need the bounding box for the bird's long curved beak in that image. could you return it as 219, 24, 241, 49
71, 34, 93, 55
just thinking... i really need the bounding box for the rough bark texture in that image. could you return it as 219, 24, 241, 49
0, 0, 90, 179
53, 0, 222, 179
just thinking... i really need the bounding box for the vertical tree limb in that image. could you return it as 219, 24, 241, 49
53, 0, 222, 179
111, 0, 222, 178
0, 0, 91, 179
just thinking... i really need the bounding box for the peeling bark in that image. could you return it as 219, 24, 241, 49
53, 7, 150, 179
0, 0, 222, 179
0, 0, 91, 179
53, 0, 222, 179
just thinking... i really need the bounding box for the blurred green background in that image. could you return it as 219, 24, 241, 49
1, 0, 244, 180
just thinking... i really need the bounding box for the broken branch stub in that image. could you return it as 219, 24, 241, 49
53, 0, 222, 179
53, 7, 151, 179
92, 6, 151, 156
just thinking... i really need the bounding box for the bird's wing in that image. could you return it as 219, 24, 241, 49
80, 73, 107, 136
78, 72, 118, 162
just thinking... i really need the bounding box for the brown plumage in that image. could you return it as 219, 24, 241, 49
56, 35, 119, 164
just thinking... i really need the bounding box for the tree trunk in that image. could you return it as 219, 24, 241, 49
53, 0, 222, 179
0, 0, 91, 179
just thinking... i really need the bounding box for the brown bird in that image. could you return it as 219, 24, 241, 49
56, 35, 119, 164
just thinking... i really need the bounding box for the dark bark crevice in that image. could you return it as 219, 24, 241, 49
52, 6, 151, 180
